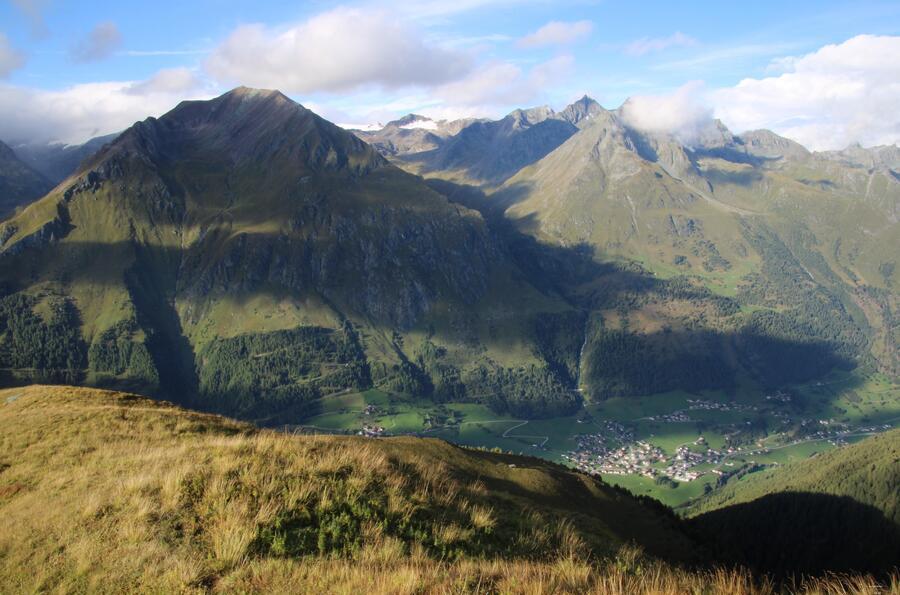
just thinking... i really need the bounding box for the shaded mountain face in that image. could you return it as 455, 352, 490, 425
0, 87, 581, 420
485, 109, 898, 389
13, 133, 119, 185
402, 105, 896, 396
0, 140, 52, 220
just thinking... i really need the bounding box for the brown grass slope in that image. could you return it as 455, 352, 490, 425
0, 384, 687, 591
1, 385, 896, 594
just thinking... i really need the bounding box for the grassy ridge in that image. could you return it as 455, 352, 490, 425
2, 385, 897, 593
686, 430, 900, 578
0, 385, 692, 591
686, 429, 900, 520
2, 385, 898, 592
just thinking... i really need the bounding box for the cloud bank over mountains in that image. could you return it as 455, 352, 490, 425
713, 34, 900, 150
0, 70, 211, 146
620, 81, 712, 144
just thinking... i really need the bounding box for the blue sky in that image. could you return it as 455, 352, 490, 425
1, 0, 899, 148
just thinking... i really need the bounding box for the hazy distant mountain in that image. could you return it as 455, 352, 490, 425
352, 114, 483, 156
734, 129, 811, 161
817, 142, 900, 171
13, 133, 119, 184
396, 103, 579, 186
370, 96, 609, 187
0, 140, 52, 220
558, 95, 606, 127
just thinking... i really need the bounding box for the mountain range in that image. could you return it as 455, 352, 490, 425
358, 94, 899, 388
13, 133, 120, 185
0, 140, 53, 219
0, 86, 897, 592
0, 87, 897, 425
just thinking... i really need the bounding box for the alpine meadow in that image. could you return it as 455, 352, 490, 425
0, 1, 898, 593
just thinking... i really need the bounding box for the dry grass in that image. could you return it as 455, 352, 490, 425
215, 550, 899, 594
0, 385, 895, 594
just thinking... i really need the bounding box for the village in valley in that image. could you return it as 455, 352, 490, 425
290, 369, 898, 505
560, 391, 894, 484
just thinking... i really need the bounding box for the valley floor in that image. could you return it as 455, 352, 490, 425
285, 368, 900, 508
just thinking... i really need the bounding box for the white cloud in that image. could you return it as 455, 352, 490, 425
0, 34, 26, 78
71, 22, 123, 63
518, 20, 593, 48
625, 32, 697, 56
620, 81, 712, 144
433, 54, 574, 107
0, 72, 214, 146
125, 67, 203, 95
713, 35, 900, 150
206, 7, 472, 94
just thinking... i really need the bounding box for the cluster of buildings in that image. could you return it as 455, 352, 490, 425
645, 411, 692, 423
563, 435, 666, 478
686, 398, 756, 413
564, 429, 751, 483
764, 391, 792, 403
665, 438, 723, 482
358, 424, 386, 437
560, 391, 896, 485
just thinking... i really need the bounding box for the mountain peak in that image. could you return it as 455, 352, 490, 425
737, 128, 810, 160
572, 94, 599, 106
388, 114, 430, 127
506, 106, 555, 128
224, 86, 288, 101
87, 87, 385, 176
559, 95, 605, 127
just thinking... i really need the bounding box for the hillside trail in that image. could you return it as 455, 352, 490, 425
501, 420, 550, 448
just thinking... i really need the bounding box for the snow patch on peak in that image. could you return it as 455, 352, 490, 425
340, 122, 384, 132
400, 119, 438, 131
